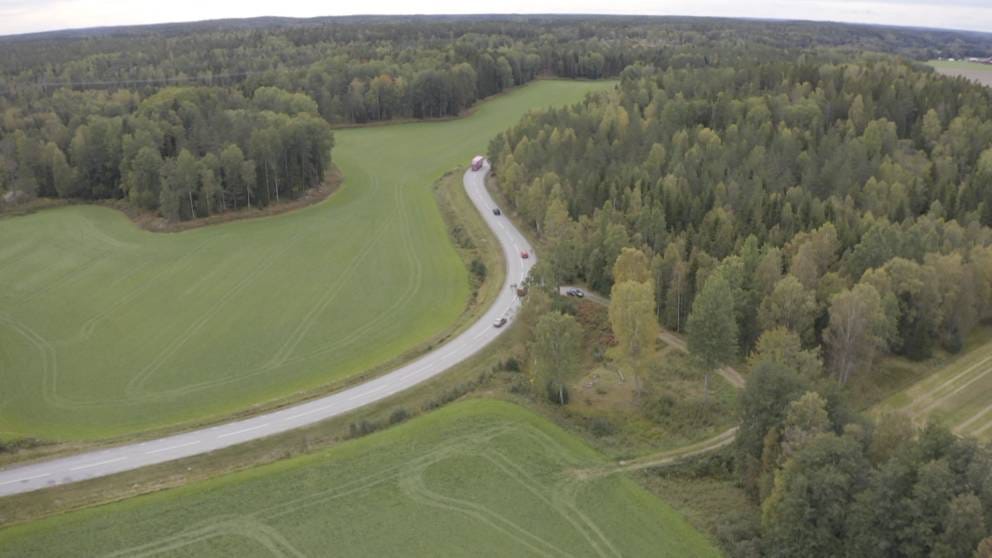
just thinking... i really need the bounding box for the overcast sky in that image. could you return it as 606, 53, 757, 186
2, 0, 992, 37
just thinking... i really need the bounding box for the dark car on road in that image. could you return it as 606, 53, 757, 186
566, 288, 585, 298
492, 207, 502, 215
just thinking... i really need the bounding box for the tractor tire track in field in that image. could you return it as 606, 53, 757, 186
93, 423, 627, 558
123, 228, 311, 399
6, 214, 139, 303
0, 314, 71, 411
880, 346, 992, 440
126, 178, 405, 400
103, 516, 306, 558
907, 353, 992, 415
486, 451, 621, 558
958, 402, 992, 437
101, 426, 515, 557
79, 237, 226, 340
13, 251, 110, 305
398, 432, 574, 557
275, 178, 427, 367
262, 176, 407, 369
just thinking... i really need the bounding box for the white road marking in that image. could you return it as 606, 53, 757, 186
69, 457, 127, 471
285, 407, 328, 421
400, 367, 429, 380
473, 328, 489, 340
347, 383, 387, 401
0, 473, 50, 487
145, 441, 201, 455
217, 424, 270, 439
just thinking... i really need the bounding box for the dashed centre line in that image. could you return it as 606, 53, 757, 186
217, 424, 270, 439
0, 473, 50, 487
285, 406, 330, 421
144, 441, 201, 455
69, 457, 127, 471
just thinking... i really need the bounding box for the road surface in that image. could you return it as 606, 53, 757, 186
0, 163, 533, 498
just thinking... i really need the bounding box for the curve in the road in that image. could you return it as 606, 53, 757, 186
0, 164, 532, 498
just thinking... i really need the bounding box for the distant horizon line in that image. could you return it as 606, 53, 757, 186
2, 12, 991, 41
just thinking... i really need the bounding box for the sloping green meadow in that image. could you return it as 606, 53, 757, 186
0, 400, 719, 557
0, 80, 613, 441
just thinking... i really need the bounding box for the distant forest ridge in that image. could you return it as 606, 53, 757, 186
2, 15, 992, 222
3, 14, 992, 44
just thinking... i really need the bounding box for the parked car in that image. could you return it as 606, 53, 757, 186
492, 207, 501, 215
520, 250, 529, 259
566, 288, 585, 298
493, 317, 508, 328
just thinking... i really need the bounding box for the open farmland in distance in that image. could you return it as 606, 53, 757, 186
0, 400, 719, 557
929, 59, 992, 87
0, 80, 613, 442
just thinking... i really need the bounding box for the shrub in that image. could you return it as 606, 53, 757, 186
348, 420, 381, 439
551, 296, 577, 315
470, 258, 487, 281
648, 394, 676, 420
590, 417, 616, 437
509, 379, 530, 395
389, 408, 410, 425
503, 356, 521, 372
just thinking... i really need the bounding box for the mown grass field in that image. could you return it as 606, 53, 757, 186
929, 60, 992, 87
875, 328, 992, 442
0, 80, 614, 441
0, 400, 720, 557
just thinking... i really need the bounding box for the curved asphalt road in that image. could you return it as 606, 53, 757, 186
0, 163, 533, 498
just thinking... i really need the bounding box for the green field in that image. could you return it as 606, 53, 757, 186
929, 59, 992, 87
875, 334, 992, 442
0, 400, 719, 557
0, 80, 614, 441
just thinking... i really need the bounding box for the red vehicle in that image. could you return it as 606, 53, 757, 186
520, 250, 529, 259
471, 155, 485, 171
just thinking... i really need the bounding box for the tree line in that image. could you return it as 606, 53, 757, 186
2, 85, 332, 220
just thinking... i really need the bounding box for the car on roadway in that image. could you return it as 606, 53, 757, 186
493, 317, 508, 328
566, 288, 585, 298
520, 250, 529, 259
492, 207, 501, 215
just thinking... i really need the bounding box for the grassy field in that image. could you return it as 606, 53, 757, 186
875, 329, 992, 442
929, 60, 992, 87
0, 80, 613, 442
0, 400, 720, 557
